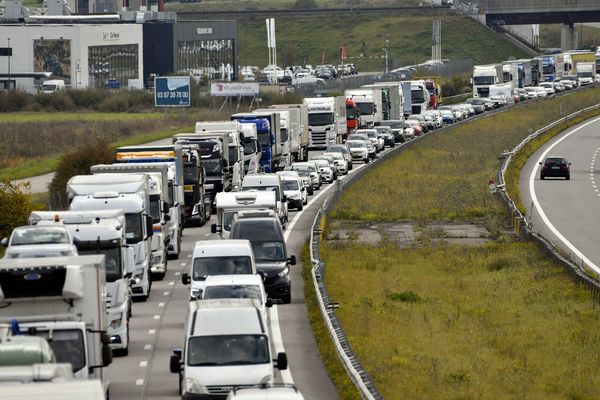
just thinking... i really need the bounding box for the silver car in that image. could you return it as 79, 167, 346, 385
322, 152, 349, 175
311, 159, 335, 183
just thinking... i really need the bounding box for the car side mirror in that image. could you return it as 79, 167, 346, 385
211, 224, 221, 234
275, 352, 288, 370
146, 215, 153, 238
288, 255, 296, 265
170, 349, 182, 373
164, 214, 171, 222
163, 201, 170, 211
282, 195, 287, 202
182, 273, 191, 285
101, 333, 113, 367
0, 238, 7, 247
538, 162, 542, 165
266, 298, 273, 308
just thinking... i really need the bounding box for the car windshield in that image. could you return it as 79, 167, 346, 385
187, 335, 269, 366
242, 185, 280, 201
282, 180, 299, 190
203, 284, 262, 302
544, 158, 567, 167
192, 256, 253, 280
326, 145, 348, 154
10, 228, 69, 246
250, 241, 286, 262
348, 142, 365, 148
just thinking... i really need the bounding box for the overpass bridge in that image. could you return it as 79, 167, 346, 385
473, 0, 600, 50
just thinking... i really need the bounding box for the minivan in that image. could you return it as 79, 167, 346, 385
241, 174, 288, 229
229, 210, 296, 304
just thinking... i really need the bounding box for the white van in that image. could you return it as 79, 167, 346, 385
169, 299, 288, 398
211, 191, 277, 239
241, 174, 288, 229
182, 240, 256, 299
40, 80, 65, 93
227, 384, 305, 400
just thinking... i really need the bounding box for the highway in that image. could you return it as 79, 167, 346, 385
520, 115, 600, 275
104, 148, 384, 400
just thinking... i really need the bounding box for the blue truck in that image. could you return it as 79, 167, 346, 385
231, 111, 284, 172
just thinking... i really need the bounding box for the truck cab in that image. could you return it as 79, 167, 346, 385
231, 112, 283, 172
29, 210, 136, 356
0, 255, 113, 394
180, 145, 212, 226
67, 174, 154, 301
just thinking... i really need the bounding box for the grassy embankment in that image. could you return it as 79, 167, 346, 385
311, 87, 600, 399
0, 110, 227, 181
540, 23, 600, 50
168, 0, 422, 13
233, 14, 527, 72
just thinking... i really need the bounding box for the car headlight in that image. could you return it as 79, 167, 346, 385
278, 266, 290, 277
192, 204, 199, 215
185, 377, 207, 394
110, 317, 122, 329
133, 269, 144, 283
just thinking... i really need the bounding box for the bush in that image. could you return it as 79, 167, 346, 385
48, 141, 115, 210
99, 94, 130, 113
67, 89, 107, 109
293, 0, 318, 8
0, 91, 31, 112
0, 180, 37, 240
47, 92, 75, 111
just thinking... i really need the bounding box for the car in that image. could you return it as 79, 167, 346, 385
378, 120, 406, 142
325, 144, 353, 170
489, 95, 506, 108
524, 86, 539, 99
405, 119, 423, 136
355, 129, 383, 152
539, 156, 571, 180
534, 86, 548, 98
514, 88, 528, 101
229, 209, 296, 303
310, 154, 338, 176
374, 125, 395, 147
561, 74, 579, 89
322, 152, 349, 175
346, 140, 370, 163
347, 133, 376, 158
291, 161, 321, 191
311, 159, 336, 183
558, 79, 575, 90
552, 81, 565, 93
277, 170, 310, 201
1, 226, 78, 259
406, 115, 430, 132
465, 98, 487, 114
401, 121, 416, 140
539, 82, 556, 96
439, 109, 456, 124
422, 110, 444, 128
279, 175, 307, 210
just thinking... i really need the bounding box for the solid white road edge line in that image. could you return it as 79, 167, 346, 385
530, 116, 600, 276
270, 304, 294, 384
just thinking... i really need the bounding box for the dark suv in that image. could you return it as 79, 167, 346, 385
539, 156, 571, 180
229, 210, 296, 303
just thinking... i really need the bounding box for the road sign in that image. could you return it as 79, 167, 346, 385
154, 76, 190, 107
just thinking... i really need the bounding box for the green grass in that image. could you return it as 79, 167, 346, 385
321, 241, 600, 399
332, 87, 600, 225
168, 0, 421, 12
540, 23, 600, 49
0, 125, 193, 182
236, 14, 528, 71
0, 112, 164, 123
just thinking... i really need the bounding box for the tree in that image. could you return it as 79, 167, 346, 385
0, 180, 37, 240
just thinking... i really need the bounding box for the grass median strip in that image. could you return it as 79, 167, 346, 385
315, 87, 600, 398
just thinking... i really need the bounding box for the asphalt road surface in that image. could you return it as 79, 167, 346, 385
520, 115, 600, 275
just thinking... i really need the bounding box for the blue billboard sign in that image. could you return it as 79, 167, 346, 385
154, 76, 191, 107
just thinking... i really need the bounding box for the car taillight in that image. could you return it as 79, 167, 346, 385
542, 165, 549, 171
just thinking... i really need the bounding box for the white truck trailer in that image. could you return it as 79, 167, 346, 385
29, 210, 135, 356
67, 174, 154, 301
472, 64, 503, 97
210, 191, 278, 239
303, 96, 347, 148
268, 103, 310, 162
0, 255, 113, 395
362, 82, 405, 121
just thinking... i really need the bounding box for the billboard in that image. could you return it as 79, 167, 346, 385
33, 39, 71, 85
154, 76, 191, 107
210, 82, 259, 97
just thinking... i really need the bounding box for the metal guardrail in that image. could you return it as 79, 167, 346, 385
496, 96, 600, 300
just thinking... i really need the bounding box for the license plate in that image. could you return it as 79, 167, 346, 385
205, 184, 214, 189
551, 166, 560, 170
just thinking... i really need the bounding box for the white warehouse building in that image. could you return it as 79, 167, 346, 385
0, 23, 143, 92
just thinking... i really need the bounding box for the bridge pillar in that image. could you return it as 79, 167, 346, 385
561, 23, 579, 51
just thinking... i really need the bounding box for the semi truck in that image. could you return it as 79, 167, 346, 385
90, 163, 173, 275
268, 103, 310, 162
345, 98, 361, 139
362, 82, 405, 120
173, 132, 231, 209
195, 121, 246, 190
541, 54, 564, 82
231, 111, 285, 172
67, 173, 154, 301
303, 96, 347, 147
407, 80, 430, 115
113, 145, 185, 259
0, 255, 113, 394
531, 58, 543, 86
472, 64, 503, 97
240, 123, 260, 175
29, 210, 135, 356
344, 90, 378, 129
180, 144, 212, 226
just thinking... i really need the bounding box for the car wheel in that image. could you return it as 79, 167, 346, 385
364, 158, 370, 163
566, 174, 570, 180
540, 174, 544, 180
282, 294, 292, 304
298, 204, 303, 211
